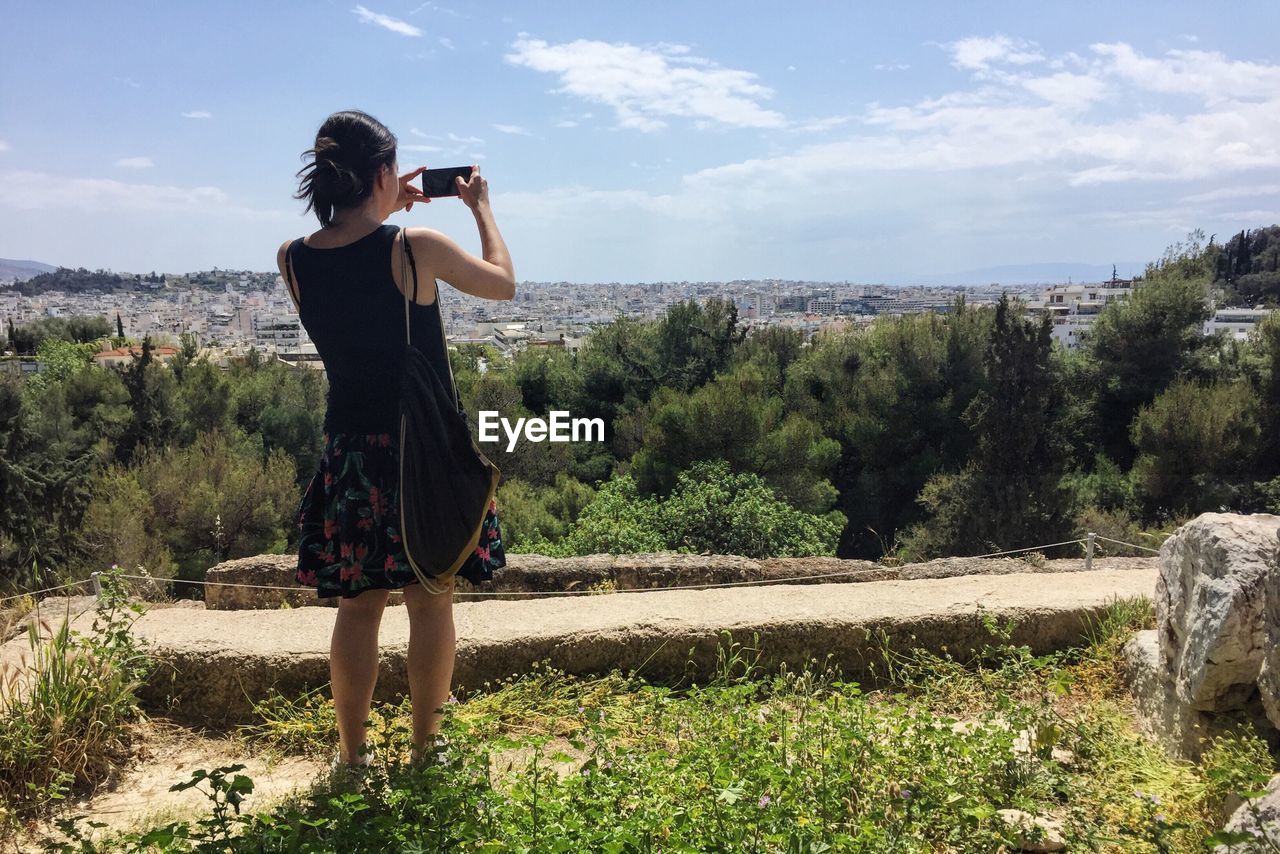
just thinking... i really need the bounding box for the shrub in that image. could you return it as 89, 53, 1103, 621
0, 566, 150, 823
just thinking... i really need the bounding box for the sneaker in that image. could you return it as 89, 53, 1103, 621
328, 747, 375, 790
410, 734, 452, 768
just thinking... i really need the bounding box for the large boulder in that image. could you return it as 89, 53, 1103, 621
1155, 513, 1280, 712
1217, 774, 1280, 851
1257, 526, 1280, 730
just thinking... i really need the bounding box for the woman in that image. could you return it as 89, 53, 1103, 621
276, 110, 515, 768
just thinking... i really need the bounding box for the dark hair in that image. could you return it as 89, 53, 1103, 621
294, 110, 398, 227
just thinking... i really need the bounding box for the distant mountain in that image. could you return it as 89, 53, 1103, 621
876, 262, 1146, 287
0, 258, 57, 282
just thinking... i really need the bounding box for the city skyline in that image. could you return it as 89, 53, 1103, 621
2, 2, 1278, 281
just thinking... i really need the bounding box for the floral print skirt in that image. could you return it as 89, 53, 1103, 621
295, 429, 504, 599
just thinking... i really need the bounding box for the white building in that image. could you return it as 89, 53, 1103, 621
253, 314, 305, 351
1025, 274, 1134, 349
1206, 307, 1272, 341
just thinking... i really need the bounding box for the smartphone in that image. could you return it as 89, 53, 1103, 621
419, 165, 474, 198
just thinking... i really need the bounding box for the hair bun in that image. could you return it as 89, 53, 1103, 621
294, 110, 398, 228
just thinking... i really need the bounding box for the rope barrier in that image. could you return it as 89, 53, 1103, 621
125, 538, 1087, 599
0, 533, 1145, 605
118, 574, 306, 594
964, 540, 1085, 559
1092, 534, 1162, 554
0, 578, 94, 607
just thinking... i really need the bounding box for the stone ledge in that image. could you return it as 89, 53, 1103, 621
201, 552, 1154, 609
136, 567, 1158, 727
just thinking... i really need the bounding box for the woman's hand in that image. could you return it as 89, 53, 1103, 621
396, 166, 431, 213
456, 165, 489, 212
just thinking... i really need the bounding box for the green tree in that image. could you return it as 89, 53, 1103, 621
542, 461, 845, 558
134, 430, 299, 579
785, 300, 991, 558
1129, 380, 1260, 518
117, 334, 180, 463
1244, 313, 1280, 485
496, 474, 595, 551
76, 463, 177, 579
901, 295, 1071, 558
652, 298, 743, 393
657, 460, 845, 557
630, 361, 840, 515
1087, 231, 1217, 467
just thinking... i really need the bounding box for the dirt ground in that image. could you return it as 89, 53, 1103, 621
20, 719, 326, 850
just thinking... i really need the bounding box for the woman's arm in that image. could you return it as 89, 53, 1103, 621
411, 166, 515, 302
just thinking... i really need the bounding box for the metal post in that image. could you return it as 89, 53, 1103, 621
91, 571, 102, 598
1085, 532, 1096, 572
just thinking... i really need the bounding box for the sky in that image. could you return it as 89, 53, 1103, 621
2, 1, 1279, 283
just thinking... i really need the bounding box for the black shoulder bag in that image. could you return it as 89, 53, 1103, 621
396, 226, 502, 593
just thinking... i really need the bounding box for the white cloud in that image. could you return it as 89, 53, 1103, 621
0, 170, 288, 219
1021, 71, 1106, 109
555, 119, 578, 128
492, 123, 531, 136
874, 62, 911, 72
948, 35, 1044, 71
439, 36, 455, 50
181, 110, 212, 119
502, 38, 1280, 236
1180, 183, 1280, 205
0, 139, 8, 152
352, 5, 422, 37
115, 156, 154, 169
410, 1, 466, 18
448, 132, 484, 144
792, 115, 853, 133
504, 36, 786, 131
1091, 42, 1280, 102
401, 143, 443, 152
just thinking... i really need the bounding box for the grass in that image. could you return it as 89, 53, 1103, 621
0, 567, 151, 834
40, 595, 1279, 853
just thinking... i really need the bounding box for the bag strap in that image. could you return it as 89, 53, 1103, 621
400, 226, 462, 411
284, 239, 299, 307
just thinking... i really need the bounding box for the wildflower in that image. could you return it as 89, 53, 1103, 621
445, 695, 459, 705
1148, 794, 1160, 805
758, 794, 770, 808
577, 705, 585, 714
900, 788, 913, 801
1133, 789, 1144, 799
601, 760, 612, 770
1154, 813, 1166, 824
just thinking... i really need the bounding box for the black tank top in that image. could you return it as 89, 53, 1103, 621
288, 224, 452, 434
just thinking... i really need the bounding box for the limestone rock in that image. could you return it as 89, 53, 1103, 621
996, 809, 1067, 852
1155, 513, 1280, 712
610, 552, 763, 589
1256, 528, 1280, 730
1218, 774, 1280, 852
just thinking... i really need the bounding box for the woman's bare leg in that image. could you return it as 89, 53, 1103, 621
403, 577, 457, 755
331, 588, 390, 764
